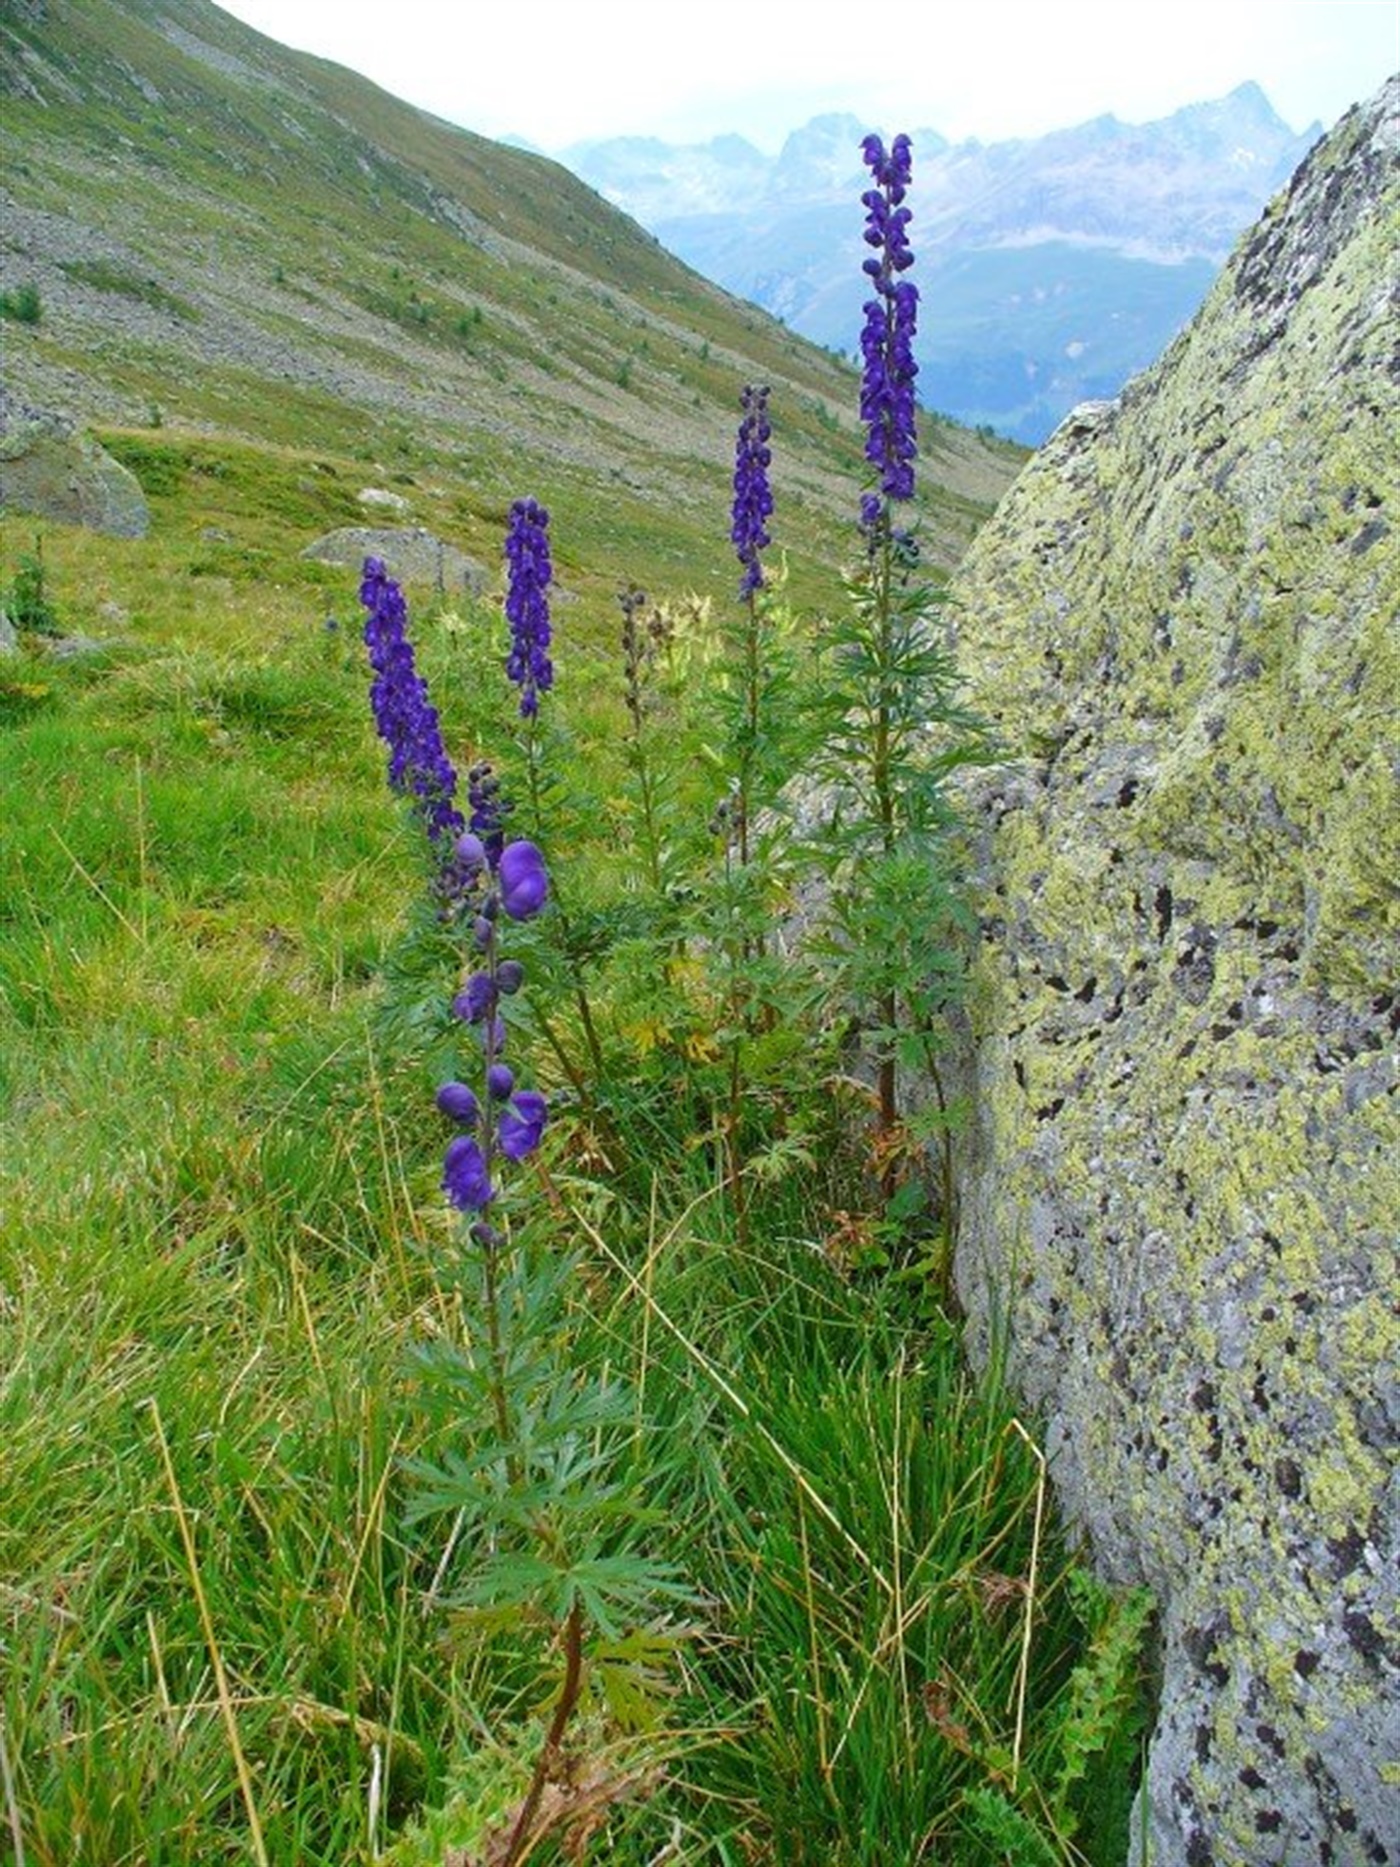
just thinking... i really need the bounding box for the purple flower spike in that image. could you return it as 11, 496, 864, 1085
436, 1081, 481, 1127
731, 384, 774, 599
468, 761, 511, 863
498, 1090, 548, 1161
443, 1134, 493, 1210
499, 840, 549, 921
504, 498, 554, 719
359, 558, 464, 846
856, 134, 920, 529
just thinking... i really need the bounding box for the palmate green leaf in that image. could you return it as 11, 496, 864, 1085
516, 1371, 637, 1439
591, 1626, 692, 1733
454, 1549, 689, 1637
452, 1548, 561, 1611
567, 1556, 695, 1640
403, 1442, 641, 1533
398, 1447, 517, 1524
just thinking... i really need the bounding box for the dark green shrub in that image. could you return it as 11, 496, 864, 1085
0, 282, 42, 324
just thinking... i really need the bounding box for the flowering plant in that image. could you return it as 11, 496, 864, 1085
806, 132, 995, 1253
361, 536, 686, 1867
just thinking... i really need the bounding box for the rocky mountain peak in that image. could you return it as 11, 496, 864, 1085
564, 84, 1324, 441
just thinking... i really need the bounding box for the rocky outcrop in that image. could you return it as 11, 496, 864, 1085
0, 401, 149, 538
950, 78, 1398, 1864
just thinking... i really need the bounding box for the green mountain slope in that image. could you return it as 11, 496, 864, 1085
0, 0, 1021, 597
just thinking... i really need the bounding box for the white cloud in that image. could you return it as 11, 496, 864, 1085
217, 0, 1398, 151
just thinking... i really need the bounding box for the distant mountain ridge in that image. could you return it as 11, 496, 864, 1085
563, 86, 1322, 443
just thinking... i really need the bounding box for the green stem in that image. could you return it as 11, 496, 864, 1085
726, 1025, 750, 1253
475, 914, 515, 1463
874, 527, 900, 1154
479, 1231, 513, 1455
522, 717, 607, 1083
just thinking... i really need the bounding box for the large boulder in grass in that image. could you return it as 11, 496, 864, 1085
0, 402, 149, 538
948, 79, 1399, 1864
302, 524, 488, 597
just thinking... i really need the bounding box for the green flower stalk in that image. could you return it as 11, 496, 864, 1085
813, 132, 995, 1240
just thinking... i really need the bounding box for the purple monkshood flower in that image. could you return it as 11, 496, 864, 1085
856, 134, 919, 529
498, 1090, 548, 1161
359, 558, 464, 846
499, 840, 549, 921
504, 498, 554, 720
443, 1133, 493, 1211
731, 384, 774, 599
453, 972, 497, 1024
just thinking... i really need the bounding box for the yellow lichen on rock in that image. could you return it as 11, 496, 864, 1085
950, 76, 1399, 1866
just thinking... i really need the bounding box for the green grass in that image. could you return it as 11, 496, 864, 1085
58, 257, 199, 322
1, 470, 1155, 1863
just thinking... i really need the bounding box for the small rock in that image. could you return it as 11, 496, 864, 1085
45, 632, 110, 660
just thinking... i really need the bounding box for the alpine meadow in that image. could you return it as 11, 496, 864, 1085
3, 3, 1202, 1863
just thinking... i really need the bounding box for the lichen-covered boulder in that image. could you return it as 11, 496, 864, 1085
949, 78, 1398, 1864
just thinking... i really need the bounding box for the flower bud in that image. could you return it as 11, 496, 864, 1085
436, 1081, 481, 1126
499, 840, 549, 921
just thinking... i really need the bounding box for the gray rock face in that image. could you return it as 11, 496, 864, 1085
0, 404, 149, 538
301, 526, 487, 597
949, 79, 1399, 1864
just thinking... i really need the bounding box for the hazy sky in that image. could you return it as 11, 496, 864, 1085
215, 0, 1397, 151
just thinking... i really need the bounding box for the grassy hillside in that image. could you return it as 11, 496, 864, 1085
0, 0, 1020, 604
